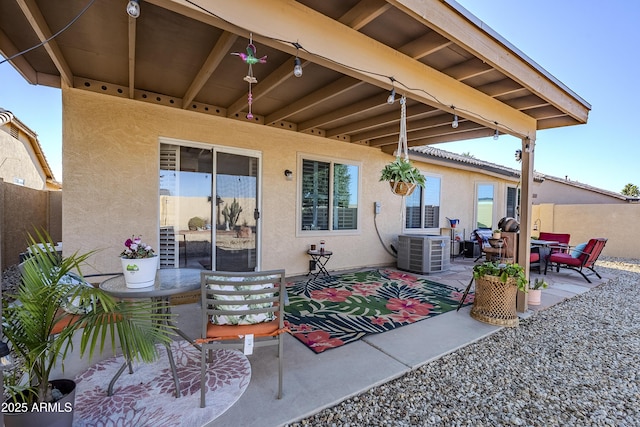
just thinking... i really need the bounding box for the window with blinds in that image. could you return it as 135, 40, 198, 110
301, 158, 359, 232
405, 174, 440, 231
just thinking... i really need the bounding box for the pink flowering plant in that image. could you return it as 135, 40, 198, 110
120, 235, 156, 259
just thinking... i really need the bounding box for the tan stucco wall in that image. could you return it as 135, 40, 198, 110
533, 179, 626, 204
531, 203, 639, 258
0, 125, 47, 190
62, 88, 515, 276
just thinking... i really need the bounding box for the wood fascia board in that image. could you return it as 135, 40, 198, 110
390, 0, 590, 123
158, 0, 536, 137
184, 31, 238, 109
16, 0, 73, 87
128, 16, 136, 98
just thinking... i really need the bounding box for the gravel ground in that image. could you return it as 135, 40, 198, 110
287, 258, 640, 427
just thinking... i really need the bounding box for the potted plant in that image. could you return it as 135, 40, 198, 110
120, 235, 158, 288
470, 261, 528, 327
379, 157, 426, 196
492, 229, 502, 239
2, 230, 173, 427
528, 278, 548, 306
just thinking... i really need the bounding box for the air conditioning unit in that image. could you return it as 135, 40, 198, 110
397, 234, 450, 274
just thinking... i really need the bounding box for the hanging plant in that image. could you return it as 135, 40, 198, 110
379, 157, 426, 196
379, 95, 426, 196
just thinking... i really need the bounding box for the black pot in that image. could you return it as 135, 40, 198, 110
3, 379, 76, 427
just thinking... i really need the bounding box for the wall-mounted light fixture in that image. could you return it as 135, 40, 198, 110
284, 169, 293, 181
126, 0, 141, 18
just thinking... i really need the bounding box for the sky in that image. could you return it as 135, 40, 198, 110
1, 1, 638, 193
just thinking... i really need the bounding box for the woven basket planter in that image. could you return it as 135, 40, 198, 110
470, 275, 519, 327
389, 181, 416, 196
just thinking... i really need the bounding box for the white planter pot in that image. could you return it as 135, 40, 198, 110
528, 289, 542, 305
120, 256, 158, 288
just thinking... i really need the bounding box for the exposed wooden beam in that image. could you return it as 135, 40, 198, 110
476, 78, 526, 97
444, 57, 494, 81
16, 0, 73, 87
339, 0, 392, 30
0, 28, 39, 84
373, 120, 483, 147
329, 103, 436, 139
227, 56, 308, 117
506, 95, 550, 111
184, 31, 238, 109
390, 0, 589, 123
265, 76, 364, 125
298, 94, 388, 132
354, 112, 451, 143
399, 31, 452, 59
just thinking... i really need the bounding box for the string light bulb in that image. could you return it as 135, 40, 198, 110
387, 88, 396, 105
493, 128, 499, 140
452, 114, 459, 129
126, 0, 140, 18
293, 57, 303, 77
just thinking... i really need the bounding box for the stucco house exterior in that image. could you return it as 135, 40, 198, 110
0, 108, 60, 191
1, 1, 592, 311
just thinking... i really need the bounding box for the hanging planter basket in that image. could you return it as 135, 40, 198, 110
379, 96, 425, 197
389, 181, 416, 197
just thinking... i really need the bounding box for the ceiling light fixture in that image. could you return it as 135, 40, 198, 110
126, 0, 140, 18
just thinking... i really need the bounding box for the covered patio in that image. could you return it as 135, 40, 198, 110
1, 2, 590, 314
167, 257, 611, 426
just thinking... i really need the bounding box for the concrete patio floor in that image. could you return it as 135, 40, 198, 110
170, 257, 610, 427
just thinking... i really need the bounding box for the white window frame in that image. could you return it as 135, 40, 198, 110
296, 153, 362, 237
402, 171, 442, 233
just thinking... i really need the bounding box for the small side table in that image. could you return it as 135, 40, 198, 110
307, 249, 333, 283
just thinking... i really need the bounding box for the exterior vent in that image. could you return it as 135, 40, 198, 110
397, 234, 450, 274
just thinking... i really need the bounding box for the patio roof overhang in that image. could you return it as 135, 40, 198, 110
1, 0, 591, 312
0, 0, 590, 151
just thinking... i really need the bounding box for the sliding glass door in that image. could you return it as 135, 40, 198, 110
159, 141, 260, 271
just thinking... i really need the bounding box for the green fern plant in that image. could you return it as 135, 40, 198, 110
379, 157, 426, 187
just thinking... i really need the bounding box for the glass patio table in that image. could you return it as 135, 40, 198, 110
99, 268, 202, 397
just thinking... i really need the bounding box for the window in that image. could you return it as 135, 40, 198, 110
476, 183, 495, 228
405, 175, 441, 230
300, 157, 359, 232
506, 186, 520, 220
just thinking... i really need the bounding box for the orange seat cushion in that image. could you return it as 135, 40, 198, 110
206, 319, 280, 340
51, 313, 81, 335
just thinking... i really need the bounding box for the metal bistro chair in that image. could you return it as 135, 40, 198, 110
198, 269, 287, 408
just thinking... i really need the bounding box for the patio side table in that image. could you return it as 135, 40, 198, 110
306, 249, 333, 283
99, 268, 202, 397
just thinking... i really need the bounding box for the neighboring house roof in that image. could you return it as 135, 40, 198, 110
409, 146, 635, 202
0, 108, 61, 190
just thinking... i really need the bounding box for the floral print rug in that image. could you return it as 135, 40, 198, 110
285, 269, 473, 353
73, 340, 251, 426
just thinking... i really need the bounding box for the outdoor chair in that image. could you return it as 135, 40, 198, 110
544, 238, 607, 283
472, 228, 493, 261
530, 247, 541, 274
198, 269, 287, 408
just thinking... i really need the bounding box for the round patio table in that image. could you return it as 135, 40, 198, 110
99, 268, 202, 397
